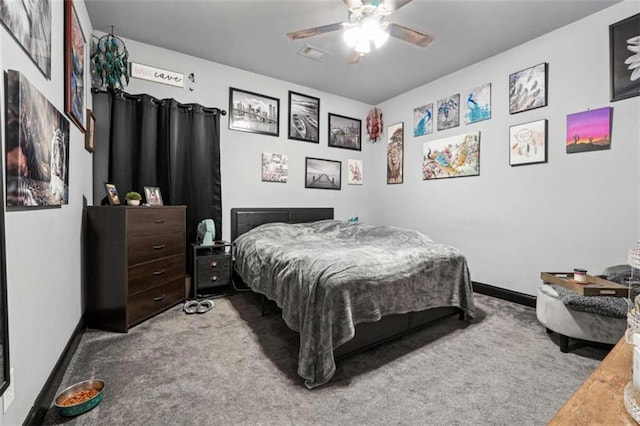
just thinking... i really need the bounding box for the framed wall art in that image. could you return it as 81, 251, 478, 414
566, 107, 612, 154
413, 103, 433, 137
610, 13, 640, 101
387, 122, 404, 184
5, 70, 70, 208
509, 119, 547, 166
0, 0, 51, 78
288, 91, 319, 143
85, 109, 95, 153
422, 132, 480, 180
328, 113, 361, 151
436, 94, 460, 131
261, 153, 288, 183
463, 83, 491, 124
65, 0, 86, 131
228, 87, 279, 136
305, 157, 341, 190
104, 183, 120, 205
347, 159, 363, 185
144, 186, 164, 205
509, 63, 547, 114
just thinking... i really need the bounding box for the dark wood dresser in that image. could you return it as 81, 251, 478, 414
86, 206, 186, 332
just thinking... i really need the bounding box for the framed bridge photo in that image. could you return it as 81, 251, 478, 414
305, 157, 341, 190
228, 87, 280, 136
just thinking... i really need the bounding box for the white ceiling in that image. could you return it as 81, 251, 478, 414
85, 0, 622, 105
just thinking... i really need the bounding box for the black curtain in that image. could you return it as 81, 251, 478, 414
100, 90, 222, 245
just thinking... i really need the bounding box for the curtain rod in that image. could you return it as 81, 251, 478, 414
91, 88, 227, 115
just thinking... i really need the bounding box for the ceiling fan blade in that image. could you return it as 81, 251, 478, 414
387, 23, 434, 47
343, 0, 364, 10
347, 52, 362, 66
287, 22, 348, 40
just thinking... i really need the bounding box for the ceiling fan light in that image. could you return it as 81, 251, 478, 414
360, 17, 380, 39
343, 27, 360, 47
372, 28, 389, 49
355, 38, 371, 54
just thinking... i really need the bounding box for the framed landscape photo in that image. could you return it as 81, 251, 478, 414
65, 0, 86, 131
610, 13, 640, 101
228, 87, 279, 136
509, 63, 547, 114
144, 186, 164, 205
305, 157, 341, 190
85, 109, 95, 153
288, 91, 319, 143
509, 119, 547, 166
104, 183, 120, 205
328, 113, 361, 151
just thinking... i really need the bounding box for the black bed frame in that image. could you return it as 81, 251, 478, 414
230, 207, 463, 359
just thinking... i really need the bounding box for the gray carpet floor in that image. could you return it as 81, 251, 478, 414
43, 293, 609, 425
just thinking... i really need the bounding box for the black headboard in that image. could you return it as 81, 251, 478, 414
230, 207, 334, 242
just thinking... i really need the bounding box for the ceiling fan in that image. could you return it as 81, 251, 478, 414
286, 0, 434, 63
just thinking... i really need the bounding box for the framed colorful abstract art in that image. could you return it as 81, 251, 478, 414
422, 132, 480, 180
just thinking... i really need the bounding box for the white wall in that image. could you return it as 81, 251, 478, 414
374, 0, 640, 296
105, 37, 373, 241
0, 0, 94, 423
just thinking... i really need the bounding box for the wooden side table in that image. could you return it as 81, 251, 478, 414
191, 242, 232, 298
549, 337, 635, 425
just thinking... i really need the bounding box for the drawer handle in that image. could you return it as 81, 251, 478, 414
153, 244, 166, 250
154, 219, 166, 224
153, 269, 166, 276
211, 276, 218, 282
153, 294, 165, 302
210, 261, 218, 268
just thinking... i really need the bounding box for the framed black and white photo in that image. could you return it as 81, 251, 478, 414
509, 63, 547, 114
229, 87, 279, 136
288, 91, 319, 143
610, 13, 640, 102
305, 157, 341, 190
328, 113, 361, 151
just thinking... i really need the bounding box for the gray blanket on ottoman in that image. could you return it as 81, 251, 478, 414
234, 220, 475, 389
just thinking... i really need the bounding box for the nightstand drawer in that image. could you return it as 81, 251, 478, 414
128, 279, 184, 327
127, 208, 185, 237
128, 254, 184, 295
196, 254, 231, 288
127, 232, 184, 265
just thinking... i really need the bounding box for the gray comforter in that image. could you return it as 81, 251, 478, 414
234, 220, 475, 388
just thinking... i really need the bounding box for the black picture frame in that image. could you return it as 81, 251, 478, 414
305, 157, 341, 190
288, 91, 320, 143
228, 87, 279, 136
328, 113, 361, 151
104, 182, 121, 205
0, 152, 10, 397
610, 13, 640, 102
509, 119, 548, 166
508, 62, 548, 114
144, 186, 164, 206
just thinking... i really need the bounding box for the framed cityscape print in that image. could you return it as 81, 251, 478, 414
0, 0, 51, 78
610, 13, 640, 101
305, 157, 341, 190
229, 87, 279, 136
509, 63, 547, 114
387, 122, 404, 184
422, 132, 480, 180
436, 94, 460, 131
509, 119, 547, 166
5, 70, 70, 208
328, 113, 361, 151
288, 91, 319, 143
65, 0, 86, 131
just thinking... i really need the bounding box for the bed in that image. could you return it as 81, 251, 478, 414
231, 207, 475, 388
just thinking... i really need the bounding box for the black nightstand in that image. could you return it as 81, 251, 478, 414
191, 242, 232, 298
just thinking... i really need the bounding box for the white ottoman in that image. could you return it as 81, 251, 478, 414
536, 284, 627, 352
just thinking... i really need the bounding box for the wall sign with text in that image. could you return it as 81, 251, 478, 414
130, 62, 184, 87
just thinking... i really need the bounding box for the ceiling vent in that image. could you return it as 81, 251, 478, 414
297, 45, 332, 62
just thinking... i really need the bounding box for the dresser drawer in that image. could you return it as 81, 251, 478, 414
128, 254, 184, 295
127, 208, 185, 237
128, 232, 184, 265
196, 254, 231, 288
128, 279, 184, 327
